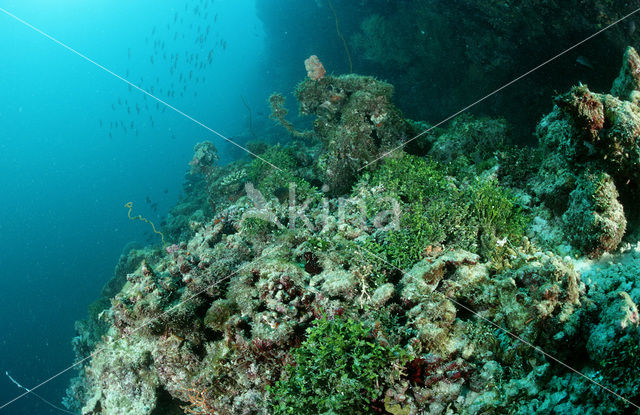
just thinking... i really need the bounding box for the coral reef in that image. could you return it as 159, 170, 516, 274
65, 48, 640, 414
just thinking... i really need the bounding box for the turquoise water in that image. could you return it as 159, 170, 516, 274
0, 1, 264, 413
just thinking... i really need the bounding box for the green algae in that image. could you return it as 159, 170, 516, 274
267, 316, 406, 415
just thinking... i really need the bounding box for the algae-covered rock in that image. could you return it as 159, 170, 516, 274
189, 140, 219, 176
544, 84, 640, 186
81, 337, 160, 415
399, 250, 480, 305
319, 268, 359, 299
562, 172, 626, 257
611, 46, 640, 104
370, 282, 395, 308
428, 115, 508, 164
527, 49, 640, 256
273, 71, 416, 194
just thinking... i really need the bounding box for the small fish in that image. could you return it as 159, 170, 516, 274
576, 55, 594, 70
146, 196, 151, 204
629, 20, 636, 37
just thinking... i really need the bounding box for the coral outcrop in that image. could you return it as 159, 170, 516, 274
562, 172, 626, 258
525, 47, 640, 258
270, 59, 416, 194
65, 48, 640, 415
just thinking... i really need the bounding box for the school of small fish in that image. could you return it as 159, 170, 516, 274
99, 0, 228, 140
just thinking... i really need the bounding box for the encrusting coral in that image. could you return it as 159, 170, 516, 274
64, 49, 640, 415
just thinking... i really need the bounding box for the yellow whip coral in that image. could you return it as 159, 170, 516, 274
124, 201, 166, 245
